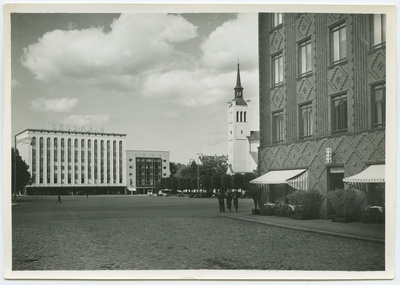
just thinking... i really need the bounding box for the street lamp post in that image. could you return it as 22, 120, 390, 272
196, 153, 203, 194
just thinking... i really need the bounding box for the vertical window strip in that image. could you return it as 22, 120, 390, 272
273, 53, 283, 85
331, 23, 347, 64
332, 94, 348, 133
373, 14, 386, 46
372, 84, 386, 128
299, 39, 312, 76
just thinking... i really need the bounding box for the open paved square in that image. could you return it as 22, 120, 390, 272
12, 195, 384, 271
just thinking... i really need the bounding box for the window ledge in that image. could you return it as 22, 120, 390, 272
328, 59, 348, 70
368, 43, 386, 55
271, 83, 284, 90
297, 72, 313, 81
269, 24, 283, 33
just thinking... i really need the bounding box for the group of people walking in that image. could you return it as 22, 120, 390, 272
216, 190, 239, 212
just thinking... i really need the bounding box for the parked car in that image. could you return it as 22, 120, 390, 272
157, 191, 169, 197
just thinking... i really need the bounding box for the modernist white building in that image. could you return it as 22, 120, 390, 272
126, 150, 170, 195
227, 64, 259, 174
15, 129, 126, 194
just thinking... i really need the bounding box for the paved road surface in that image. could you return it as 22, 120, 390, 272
12, 195, 385, 271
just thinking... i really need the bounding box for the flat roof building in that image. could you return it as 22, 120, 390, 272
15, 129, 127, 195
126, 150, 170, 195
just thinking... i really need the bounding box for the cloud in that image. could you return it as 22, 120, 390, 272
200, 14, 258, 71
63, 114, 110, 126
31, 98, 79, 112
21, 13, 258, 111
21, 14, 198, 82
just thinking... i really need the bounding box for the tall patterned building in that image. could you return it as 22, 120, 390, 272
256, 13, 386, 218
15, 128, 127, 195
227, 63, 259, 174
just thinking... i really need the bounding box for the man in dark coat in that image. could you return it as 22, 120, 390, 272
226, 192, 233, 212
233, 190, 239, 212
216, 190, 225, 212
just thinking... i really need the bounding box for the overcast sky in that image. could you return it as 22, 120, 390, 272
11, 13, 259, 164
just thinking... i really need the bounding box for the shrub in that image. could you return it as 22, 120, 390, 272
327, 188, 364, 218
287, 190, 324, 215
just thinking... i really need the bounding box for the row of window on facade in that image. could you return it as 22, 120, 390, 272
271, 83, 385, 143
271, 14, 386, 86
31, 137, 124, 184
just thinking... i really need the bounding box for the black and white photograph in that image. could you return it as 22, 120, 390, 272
2, 2, 397, 282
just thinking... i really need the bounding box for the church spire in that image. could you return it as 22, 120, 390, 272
234, 62, 243, 99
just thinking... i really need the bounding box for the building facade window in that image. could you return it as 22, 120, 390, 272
74, 139, 78, 183
372, 83, 386, 128
330, 22, 347, 64
273, 13, 283, 27
298, 38, 312, 76
372, 14, 386, 47
331, 94, 348, 134
119, 141, 123, 183
272, 52, 284, 86
272, 111, 284, 143
46, 138, 51, 184
101, 140, 105, 183
61, 138, 65, 183
39, 137, 44, 183
299, 103, 313, 139
31, 137, 37, 182
94, 140, 98, 183
107, 140, 110, 183
68, 139, 72, 184
88, 140, 92, 183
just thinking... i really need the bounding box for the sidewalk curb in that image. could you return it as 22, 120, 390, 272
221, 214, 385, 244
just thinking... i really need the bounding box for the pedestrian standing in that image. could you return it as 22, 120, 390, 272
56, 193, 62, 204
233, 190, 239, 212
226, 191, 233, 212
216, 190, 225, 212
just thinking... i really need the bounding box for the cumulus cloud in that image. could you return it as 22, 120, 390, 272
31, 98, 79, 112
200, 14, 258, 71
63, 114, 110, 126
21, 13, 258, 110
21, 14, 198, 82
141, 69, 233, 107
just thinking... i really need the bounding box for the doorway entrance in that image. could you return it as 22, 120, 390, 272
327, 166, 344, 217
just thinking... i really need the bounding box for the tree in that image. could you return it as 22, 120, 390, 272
12, 148, 31, 199
199, 155, 228, 176
220, 174, 232, 192
232, 173, 244, 190
243, 172, 257, 191
190, 177, 198, 191
170, 176, 179, 193
202, 175, 212, 192
169, 162, 178, 176
211, 174, 221, 191
160, 177, 171, 190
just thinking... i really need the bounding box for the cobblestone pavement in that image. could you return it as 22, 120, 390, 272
12, 196, 384, 271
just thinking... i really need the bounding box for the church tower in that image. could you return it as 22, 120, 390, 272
227, 63, 251, 173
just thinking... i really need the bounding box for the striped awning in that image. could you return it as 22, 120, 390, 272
250, 169, 308, 191
343, 164, 385, 184
287, 170, 309, 191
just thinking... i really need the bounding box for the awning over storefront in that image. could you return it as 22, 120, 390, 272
250, 169, 308, 191
127, 187, 137, 192
343, 164, 385, 184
